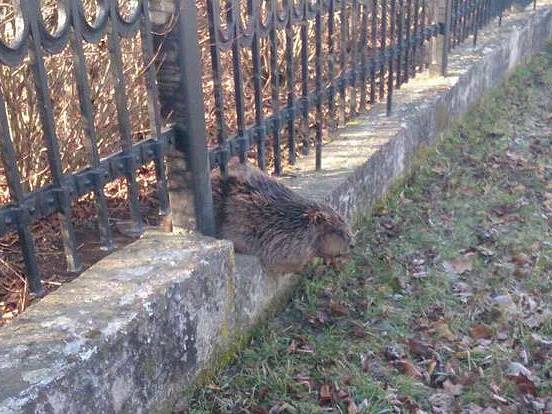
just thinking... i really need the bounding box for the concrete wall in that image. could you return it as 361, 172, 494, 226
2, 3, 552, 413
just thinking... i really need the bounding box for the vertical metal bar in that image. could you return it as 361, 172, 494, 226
27, 0, 82, 272
315, 0, 323, 170
206, 0, 232, 167
420, 0, 427, 70
269, 7, 282, 175
339, 0, 347, 124
69, 0, 113, 251
140, 0, 170, 214
411, 0, 419, 76
462, 0, 469, 40
0, 93, 44, 295
285, 1, 296, 165
349, 0, 359, 117
456, 0, 462, 42
107, 0, 144, 234
396, 0, 404, 88
473, 0, 478, 37
164, 0, 216, 235
250, 0, 266, 170
404, 0, 412, 83
328, 0, 337, 130
386, 0, 396, 115
300, 1, 310, 155
473, 0, 482, 46
359, 0, 369, 110
452, 0, 459, 48
369, 0, 378, 104
233, 0, 249, 166
442, 0, 451, 76
379, 0, 387, 99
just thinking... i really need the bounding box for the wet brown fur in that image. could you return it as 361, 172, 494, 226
211, 163, 353, 273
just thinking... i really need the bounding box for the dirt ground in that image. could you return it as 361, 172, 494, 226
184, 45, 552, 413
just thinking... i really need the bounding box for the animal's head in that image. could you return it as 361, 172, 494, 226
307, 206, 354, 262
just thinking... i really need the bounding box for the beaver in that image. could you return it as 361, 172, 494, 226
211, 163, 353, 273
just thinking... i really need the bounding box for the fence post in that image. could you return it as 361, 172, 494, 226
149, 0, 216, 236
429, 0, 452, 76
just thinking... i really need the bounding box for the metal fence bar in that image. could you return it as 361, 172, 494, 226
315, 0, 323, 170
379, 0, 387, 99
442, 0, 452, 75
420, 0, 428, 69
140, 0, 170, 215
411, 0, 419, 76
396, 0, 404, 88
270, 7, 282, 175
404, 0, 412, 83
370, 0, 378, 103
69, 0, 113, 252
285, 4, 296, 165
350, 0, 360, 117
328, 0, 337, 129
300, 1, 310, 156
171, 0, 216, 235
0, 92, 43, 295
206, 0, 231, 168
233, 0, 250, 168
250, 0, 267, 171
106, 0, 144, 234
27, 0, 82, 272
386, 0, 397, 115
339, 0, 348, 124
359, 0, 369, 110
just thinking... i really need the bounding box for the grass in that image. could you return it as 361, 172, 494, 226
184, 44, 552, 413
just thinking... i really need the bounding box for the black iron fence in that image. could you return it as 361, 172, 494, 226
0, 0, 535, 294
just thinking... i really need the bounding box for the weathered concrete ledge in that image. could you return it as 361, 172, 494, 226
2, 2, 552, 413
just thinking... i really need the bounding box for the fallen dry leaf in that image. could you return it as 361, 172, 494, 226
250, 405, 269, 414
507, 373, 537, 396
406, 338, 434, 358
336, 389, 349, 400
431, 320, 457, 341
470, 324, 493, 340
398, 395, 420, 413
511, 253, 530, 265
394, 359, 424, 380
319, 383, 332, 404
329, 299, 348, 317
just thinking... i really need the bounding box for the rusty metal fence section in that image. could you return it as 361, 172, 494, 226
0, 0, 537, 294
0, 0, 172, 294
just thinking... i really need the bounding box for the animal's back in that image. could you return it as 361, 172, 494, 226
211, 163, 352, 273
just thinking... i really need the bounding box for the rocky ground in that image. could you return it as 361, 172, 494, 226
184, 44, 552, 413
